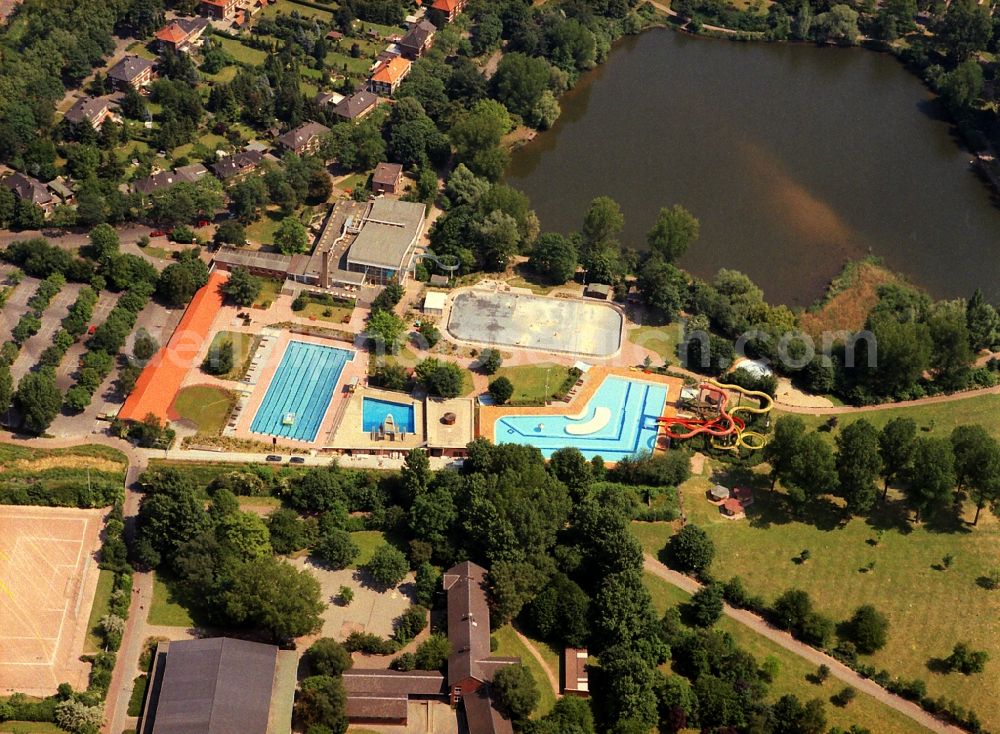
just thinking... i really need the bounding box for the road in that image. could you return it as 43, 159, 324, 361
642, 554, 962, 734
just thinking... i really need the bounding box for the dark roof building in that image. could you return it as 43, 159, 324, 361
343, 669, 446, 725
398, 19, 436, 59
332, 90, 378, 122
108, 55, 155, 90
371, 161, 403, 194
562, 647, 589, 697
64, 96, 113, 129
211, 149, 264, 180
140, 637, 293, 734
2, 172, 53, 208
276, 121, 330, 155
132, 164, 208, 195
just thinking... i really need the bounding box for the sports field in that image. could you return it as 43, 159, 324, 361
0, 506, 105, 696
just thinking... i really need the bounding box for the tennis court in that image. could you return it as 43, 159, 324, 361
447, 289, 623, 357
250, 340, 354, 442
0, 506, 105, 695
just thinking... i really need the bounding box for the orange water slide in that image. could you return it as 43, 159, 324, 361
117, 270, 228, 423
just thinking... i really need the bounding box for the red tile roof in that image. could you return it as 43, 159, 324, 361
432, 0, 461, 11
155, 23, 189, 44
371, 55, 410, 85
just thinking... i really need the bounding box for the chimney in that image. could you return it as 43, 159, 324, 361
320, 249, 330, 289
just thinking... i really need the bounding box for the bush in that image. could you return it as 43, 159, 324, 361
844, 604, 889, 654
489, 376, 514, 405
665, 524, 714, 574
391, 652, 416, 671
480, 348, 502, 374
169, 224, 196, 244
343, 631, 397, 655
414, 634, 450, 670
306, 638, 353, 676
393, 605, 428, 644
371, 282, 404, 314
944, 642, 989, 675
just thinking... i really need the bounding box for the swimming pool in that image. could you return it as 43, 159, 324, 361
494, 376, 667, 460
362, 397, 415, 433
250, 341, 353, 442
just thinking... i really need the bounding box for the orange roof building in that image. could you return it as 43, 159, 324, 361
367, 55, 412, 96
430, 0, 466, 22
118, 271, 227, 424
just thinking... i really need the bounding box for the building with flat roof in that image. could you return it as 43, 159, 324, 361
139, 637, 296, 734
423, 290, 446, 315
346, 199, 425, 285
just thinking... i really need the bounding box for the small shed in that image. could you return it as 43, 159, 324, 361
584, 282, 612, 300
423, 290, 447, 315
721, 498, 745, 518
562, 647, 589, 697
709, 484, 730, 502
429, 274, 450, 287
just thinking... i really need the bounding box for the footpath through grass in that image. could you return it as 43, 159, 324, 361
642, 572, 928, 734
636, 462, 1000, 732
491, 624, 557, 718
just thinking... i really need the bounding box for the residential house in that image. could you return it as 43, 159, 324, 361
561, 648, 589, 697
200, 0, 239, 19
107, 55, 155, 91
430, 0, 467, 24
2, 172, 54, 212
367, 55, 411, 97
211, 149, 264, 181
154, 17, 210, 52
64, 96, 113, 130
132, 164, 208, 196
398, 20, 436, 59
47, 177, 75, 205
314, 90, 345, 108
138, 637, 296, 734
371, 162, 403, 195
326, 30, 344, 42
276, 121, 330, 155
333, 90, 378, 122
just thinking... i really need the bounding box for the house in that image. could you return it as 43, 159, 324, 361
371, 162, 403, 194
47, 177, 75, 205
333, 90, 378, 122
64, 96, 113, 129
398, 20, 436, 59
444, 561, 518, 733
423, 290, 446, 316
107, 55, 155, 91
211, 149, 264, 181
154, 17, 210, 52
200, 0, 239, 19
562, 648, 589, 697
326, 29, 344, 42
346, 199, 425, 285
314, 90, 345, 108
2, 172, 54, 211
367, 55, 411, 96
138, 637, 296, 734
429, 0, 466, 23
584, 282, 612, 300
132, 164, 208, 196
343, 670, 446, 726
276, 121, 330, 155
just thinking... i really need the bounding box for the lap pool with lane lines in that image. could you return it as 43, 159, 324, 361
494, 376, 668, 460
250, 341, 354, 442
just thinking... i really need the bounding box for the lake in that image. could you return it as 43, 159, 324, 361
506, 29, 1000, 307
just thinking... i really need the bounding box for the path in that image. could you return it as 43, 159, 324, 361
641, 554, 961, 734
643, 0, 754, 36
774, 383, 1000, 415
512, 627, 560, 698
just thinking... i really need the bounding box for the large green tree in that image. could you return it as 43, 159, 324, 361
223, 556, 324, 641
835, 419, 882, 515
878, 417, 917, 497
905, 437, 956, 521
15, 371, 63, 435
646, 205, 699, 263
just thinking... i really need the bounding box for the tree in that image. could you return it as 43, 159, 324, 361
927, 301, 973, 390
939, 60, 984, 112
813, 4, 859, 44
770, 695, 827, 734
215, 220, 247, 247
878, 417, 917, 497
275, 217, 309, 254
414, 358, 464, 398
88, 223, 119, 263
905, 437, 956, 521
529, 232, 577, 284
665, 525, 714, 575
492, 664, 539, 723
401, 448, 431, 500
474, 209, 520, 271
307, 638, 353, 677
950, 424, 1000, 524
133, 330, 159, 363
229, 176, 268, 221
637, 256, 687, 320
445, 164, 491, 207
366, 310, 407, 355
966, 289, 999, 351
647, 205, 699, 263
784, 432, 838, 509
223, 556, 324, 641
581, 196, 624, 260
0, 361, 12, 416
489, 376, 514, 405
268, 508, 312, 554
935, 0, 992, 62
364, 544, 409, 588
294, 675, 348, 733
414, 634, 450, 670
944, 641, 989, 674
836, 419, 882, 514
313, 529, 359, 570
472, 13, 503, 54
491, 53, 550, 120
772, 588, 814, 631
16, 372, 62, 435
687, 583, 724, 627
221, 266, 261, 307
202, 339, 234, 375
844, 604, 889, 654
157, 256, 209, 308
480, 349, 503, 375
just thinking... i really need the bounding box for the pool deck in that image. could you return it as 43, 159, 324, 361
327, 386, 426, 454
478, 366, 685, 458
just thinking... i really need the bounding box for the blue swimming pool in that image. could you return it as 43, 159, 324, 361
250, 341, 353, 442
494, 376, 667, 460
362, 398, 415, 433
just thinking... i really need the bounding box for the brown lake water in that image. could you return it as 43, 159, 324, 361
505, 28, 1000, 306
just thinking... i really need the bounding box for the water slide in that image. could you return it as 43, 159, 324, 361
656, 379, 774, 451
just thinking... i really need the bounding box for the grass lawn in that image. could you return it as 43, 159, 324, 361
84, 569, 115, 653
336, 170, 371, 193
516, 624, 562, 683
215, 35, 268, 65
149, 572, 196, 627
127, 674, 148, 717
493, 363, 573, 404
263, 0, 334, 21
245, 210, 286, 245
780, 392, 1000, 443
492, 625, 557, 717
350, 530, 388, 569
238, 495, 281, 513
204, 65, 239, 83
643, 572, 929, 734
0, 443, 127, 501
629, 323, 683, 365
0, 723, 64, 733
140, 245, 172, 260
299, 301, 355, 324
126, 40, 157, 61
254, 278, 284, 308
636, 463, 1000, 732
205, 330, 260, 381
171, 385, 237, 435
506, 263, 562, 294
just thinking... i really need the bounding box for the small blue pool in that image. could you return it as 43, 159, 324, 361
494, 376, 667, 460
363, 398, 415, 433
250, 341, 353, 442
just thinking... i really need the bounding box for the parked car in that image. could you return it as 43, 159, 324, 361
266, 454, 282, 462
197, 219, 211, 227
289, 456, 306, 464
149, 230, 165, 237
87, 325, 96, 335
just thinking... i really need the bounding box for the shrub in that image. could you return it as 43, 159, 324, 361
489, 376, 514, 405
393, 605, 428, 644
945, 642, 989, 675
306, 638, 353, 676
480, 348, 502, 374
844, 604, 889, 654
665, 524, 714, 574
344, 631, 397, 655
